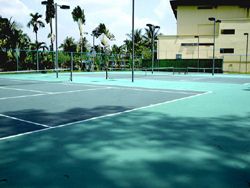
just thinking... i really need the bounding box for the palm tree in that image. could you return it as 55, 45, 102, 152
27, 13, 45, 70
72, 6, 86, 55
143, 28, 160, 49
45, 0, 55, 52
37, 42, 49, 70
123, 39, 132, 54
78, 37, 88, 53
11, 29, 31, 70
111, 44, 122, 55
93, 23, 115, 41
125, 29, 144, 55
0, 16, 30, 50
27, 13, 45, 50
0, 17, 19, 50
91, 23, 115, 78
0, 16, 31, 71
91, 28, 99, 49
60, 37, 77, 52
111, 44, 125, 68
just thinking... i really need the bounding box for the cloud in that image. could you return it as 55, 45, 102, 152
154, 0, 170, 20
60, 0, 132, 45
0, 0, 176, 47
0, 0, 31, 18
57, 0, 130, 9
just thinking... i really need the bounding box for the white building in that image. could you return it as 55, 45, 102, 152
158, 0, 250, 73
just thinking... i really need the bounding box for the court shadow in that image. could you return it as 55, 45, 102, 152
2, 106, 130, 128
243, 87, 250, 91
0, 108, 249, 188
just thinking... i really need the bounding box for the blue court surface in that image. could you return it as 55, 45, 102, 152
0, 71, 249, 188
0, 79, 203, 139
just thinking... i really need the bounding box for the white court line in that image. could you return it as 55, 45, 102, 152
109, 87, 201, 95
192, 77, 206, 81
61, 83, 204, 95
0, 87, 111, 100
0, 90, 212, 141
0, 78, 48, 83
57, 91, 213, 128
0, 114, 51, 128
0, 127, 52, 141
243, 83, 250, 85
50, 87, 112, 94
60, 82, 107, 88
0, 86, 51, 94
0, 78, 109, 89
0, 93, 46, 100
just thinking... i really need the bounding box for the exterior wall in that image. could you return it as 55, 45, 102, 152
223, 62, 250, 73
177, 5, 250, 35
158, 4, 250, 72
158, 35, 214, 59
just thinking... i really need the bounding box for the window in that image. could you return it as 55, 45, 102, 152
199, 43, 214, 46
220, 48, 234, 54
181, 43, 197, 46
181, 43, 214, 46
176, 54, 182, 59
221, 29, 235, 35
198, 6, 214, 9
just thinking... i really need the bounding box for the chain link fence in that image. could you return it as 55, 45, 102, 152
0, 49, 144, 73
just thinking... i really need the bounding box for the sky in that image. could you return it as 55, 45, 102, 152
0, 0, 177, 47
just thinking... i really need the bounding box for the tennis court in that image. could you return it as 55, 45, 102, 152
74, 70, 250, 84
0, 71, 250, 188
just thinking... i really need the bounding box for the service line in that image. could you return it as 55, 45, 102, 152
0, 87, 111, 100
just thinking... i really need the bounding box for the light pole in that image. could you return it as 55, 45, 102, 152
194, 35, 200, 71
146, 24, 160, 74
208, 17, 221, 76
41, 1, 70, 78
244, 33, 249, 73
132, 0, 135, 82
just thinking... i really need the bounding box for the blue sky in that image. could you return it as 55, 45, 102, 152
0, 0, 177, 47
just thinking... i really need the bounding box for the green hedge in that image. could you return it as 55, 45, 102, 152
142, 59, 223, 72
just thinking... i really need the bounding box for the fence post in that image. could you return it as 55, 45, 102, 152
70, 52, 73, 81
36, 50, 39, 71
239, 55, 242, 73
15, 49, 19, 71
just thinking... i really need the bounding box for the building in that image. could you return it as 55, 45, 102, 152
158, 0, 250, 73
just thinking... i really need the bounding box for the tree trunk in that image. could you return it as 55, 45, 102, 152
35, 32, 38, 50
49, 19, 54, 52
49, 19, 54, 68
35, 32, 39, 70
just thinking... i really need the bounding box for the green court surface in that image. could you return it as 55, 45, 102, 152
0, 71, 249, 188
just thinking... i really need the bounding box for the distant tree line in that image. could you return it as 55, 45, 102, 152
0, 3, 160, 71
